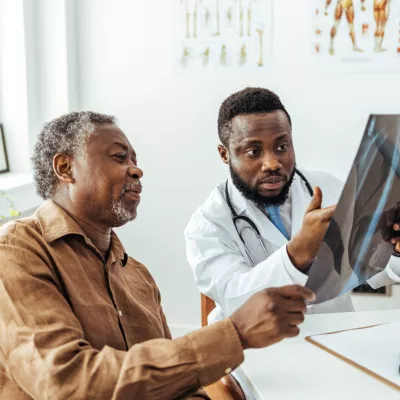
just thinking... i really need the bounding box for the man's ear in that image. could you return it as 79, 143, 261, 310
218, 145, 229, 165
53, 153, 75, 184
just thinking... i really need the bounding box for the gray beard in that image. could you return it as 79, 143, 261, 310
111, 198, 137, 224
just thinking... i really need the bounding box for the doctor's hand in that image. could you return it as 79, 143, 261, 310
230, 285, 315, 350
287, 186, 336, 271
379, 201, 400, 253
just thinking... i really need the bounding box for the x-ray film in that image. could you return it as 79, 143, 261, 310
306, 115, 400, 304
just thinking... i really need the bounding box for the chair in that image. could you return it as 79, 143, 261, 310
201, 293, 216, 327
201, 294, 246, 400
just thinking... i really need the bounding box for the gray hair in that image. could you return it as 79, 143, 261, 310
32, 111, 115, 199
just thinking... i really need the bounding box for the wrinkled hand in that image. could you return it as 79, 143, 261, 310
287, 186, 336, 271
230, 285, 315, 350
380, 202, 400, 253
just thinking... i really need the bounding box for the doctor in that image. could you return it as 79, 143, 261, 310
185, 87, 400, 323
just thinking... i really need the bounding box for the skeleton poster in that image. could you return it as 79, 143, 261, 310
311, 0, 400, 72
174, 0, 272, 70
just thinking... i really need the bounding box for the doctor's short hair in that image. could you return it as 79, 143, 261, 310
218, 87, 292, 147
32, 111, 115, 200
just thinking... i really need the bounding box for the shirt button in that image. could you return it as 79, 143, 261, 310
225, 367, 232, 374
118, 310, 123, 317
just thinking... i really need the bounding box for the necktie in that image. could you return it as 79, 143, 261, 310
265, 205, 290, 240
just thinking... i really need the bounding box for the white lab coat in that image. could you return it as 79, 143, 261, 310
185, 170, 400, 323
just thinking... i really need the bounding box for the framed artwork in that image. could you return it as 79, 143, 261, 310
353, 284, 391, 296
0, 125, 9, 174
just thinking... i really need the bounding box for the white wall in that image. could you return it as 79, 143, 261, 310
0, 0, 31, 173
0, 0, 79, 218
0, 0, 80, 167
352, 285, 400, 311
35, 0, 400, 325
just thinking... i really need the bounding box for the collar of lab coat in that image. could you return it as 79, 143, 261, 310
226, 172, 312, 247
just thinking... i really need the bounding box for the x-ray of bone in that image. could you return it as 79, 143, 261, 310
306, 115, 400, 304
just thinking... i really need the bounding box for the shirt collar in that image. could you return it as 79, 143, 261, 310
36, 200, 128, 263
110, 231, 127, 265
226, 178, 248, 215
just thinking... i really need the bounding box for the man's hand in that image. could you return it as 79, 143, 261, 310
287, 186, 336, 271
393, 225, 400, 253
380, 202, 400, 253
230, 285, 315, 350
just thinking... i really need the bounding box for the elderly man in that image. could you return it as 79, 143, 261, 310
0, 111, 313, 400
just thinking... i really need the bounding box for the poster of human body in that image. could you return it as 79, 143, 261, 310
311, 0, 400, 72
174, 0, 272, 70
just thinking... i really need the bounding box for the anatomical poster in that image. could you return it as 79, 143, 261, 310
173, 0, 272, 71
311, 0, 400, 72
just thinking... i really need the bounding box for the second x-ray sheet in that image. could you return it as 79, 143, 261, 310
307, 115, 400, 304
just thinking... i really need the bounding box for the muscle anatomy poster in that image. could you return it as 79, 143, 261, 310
311, 0, 400, 72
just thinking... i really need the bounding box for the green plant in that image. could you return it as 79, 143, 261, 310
0, 191, 21, 221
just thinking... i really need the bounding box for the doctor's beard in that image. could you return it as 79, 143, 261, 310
229, 162, 296, 207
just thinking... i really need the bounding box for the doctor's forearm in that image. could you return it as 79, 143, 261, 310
217, 250, 308, 315
286, 238, 314, 271
368, 257, 400, 288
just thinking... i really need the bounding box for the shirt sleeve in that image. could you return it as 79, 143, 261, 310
367, 255, 400, 288
0, 229, 244, 400
184, 393, 210, 399
157, 294, 217, 400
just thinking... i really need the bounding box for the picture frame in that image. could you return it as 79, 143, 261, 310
352, 284, 392, 297
0, 124, 9, 174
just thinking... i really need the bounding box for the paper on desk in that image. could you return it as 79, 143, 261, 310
309, 323, 400, 389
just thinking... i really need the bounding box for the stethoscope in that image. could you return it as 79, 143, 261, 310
225, 168, 314, 266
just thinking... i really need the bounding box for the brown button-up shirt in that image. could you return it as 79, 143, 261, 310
0, 201, 244, 400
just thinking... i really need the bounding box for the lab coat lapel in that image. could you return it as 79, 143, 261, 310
227, 180, 288, 248
291, 173, 313, 238
246, 202, 288, 247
